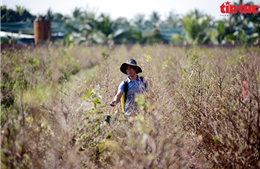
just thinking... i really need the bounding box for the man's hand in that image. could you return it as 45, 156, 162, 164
110, 100, 116, 107
110, 91, 123, 107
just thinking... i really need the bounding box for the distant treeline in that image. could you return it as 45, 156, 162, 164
1, 1, 260, 45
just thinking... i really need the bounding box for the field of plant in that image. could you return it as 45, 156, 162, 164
1, 44, 259, 169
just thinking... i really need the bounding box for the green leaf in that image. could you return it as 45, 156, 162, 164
87, 89, 93, 97
93, 98, 100, 108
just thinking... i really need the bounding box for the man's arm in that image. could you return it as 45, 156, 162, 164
142, 77, 149, 90
110, 91, 123, 107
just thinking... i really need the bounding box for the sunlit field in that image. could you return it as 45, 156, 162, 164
1, 44, 259, 169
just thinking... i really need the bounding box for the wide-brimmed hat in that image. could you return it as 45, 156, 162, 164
120, 59, 142, 75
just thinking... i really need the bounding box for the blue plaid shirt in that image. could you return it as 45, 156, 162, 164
118, 76, 147, 116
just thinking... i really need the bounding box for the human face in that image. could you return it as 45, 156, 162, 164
126, 65, 137, 77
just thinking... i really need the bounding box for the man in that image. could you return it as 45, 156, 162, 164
110, 59, 148, 117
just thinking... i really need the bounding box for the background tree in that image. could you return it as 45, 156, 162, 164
181, 9, 214, 45
147, 11, 161, 28
224, 0, 259, 45
72, 7, 82, 20
1, 2, 259, 46
45, 8, 54, 21
131, 13, 146, 29
1, 5, 35, 22
210, 19, 229, 45
161, 10, 181, 28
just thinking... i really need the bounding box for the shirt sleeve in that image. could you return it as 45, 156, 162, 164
118, 81, 125, 93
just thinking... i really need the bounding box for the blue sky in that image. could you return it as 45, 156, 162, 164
2, 0, 260, 20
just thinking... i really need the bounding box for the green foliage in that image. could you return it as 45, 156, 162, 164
2, 4, 260, 46
181, 10, 213, 45
1, 5, 36, 22
71, 85, 113, 167
170, 34, 185, 45
57, 52, 79, 82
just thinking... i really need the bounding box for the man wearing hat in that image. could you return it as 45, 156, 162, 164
110, 59, 148, 117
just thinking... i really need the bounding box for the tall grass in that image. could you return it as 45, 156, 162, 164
1, 44, 259, 169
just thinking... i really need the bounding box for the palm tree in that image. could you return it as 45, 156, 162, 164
131, 13, 146, 29
93, 14, 131, 44
63, 7, 96, 44
15, 5, 35, 22
229, 0, 244, 27
52, 13, 65, 22
65, 10, 132, 45
45, 8, 54, 21
148, 11, 161, 28
226, 0, 259, 45
210, 20, 229, 45
1, 6, 19, 22
181, 9, 214, 45
72, 7, 82, 20
161, 10, 181, 28
246, 7, 260, 45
